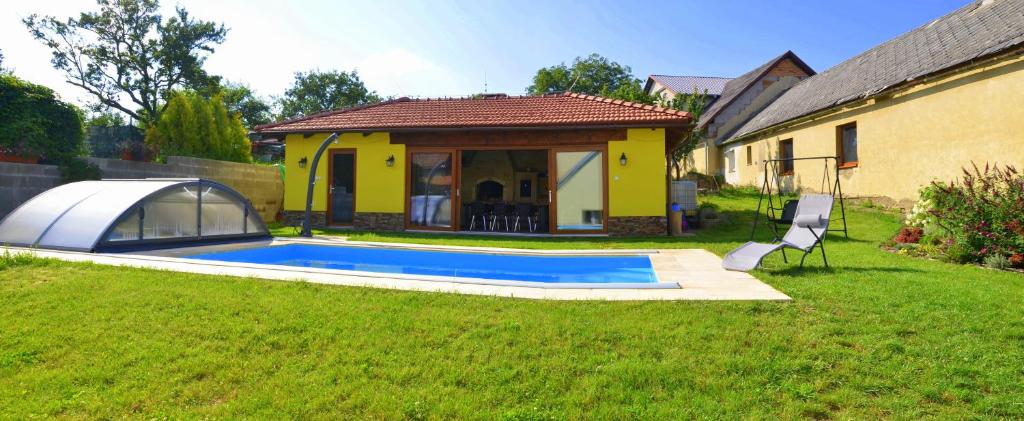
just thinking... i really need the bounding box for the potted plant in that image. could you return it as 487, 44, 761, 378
0, 148, 40, 164
117, 141, 152, 162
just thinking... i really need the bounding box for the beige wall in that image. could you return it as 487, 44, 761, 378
690, 141, 721, 176
724, 53, 1024, 204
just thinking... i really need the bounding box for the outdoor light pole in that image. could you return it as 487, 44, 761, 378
301, 132, 340, 237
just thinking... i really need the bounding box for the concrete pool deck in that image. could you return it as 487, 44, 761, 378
0, 238, 791, 301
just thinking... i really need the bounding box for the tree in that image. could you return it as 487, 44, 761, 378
0, 74, 86, 162
663, 88, 709, 179
24, 0, 227, 125
145, 91, 251, 163
526, 54, 654, 103
277, 70, 381, 119
86, 110, 127, 128
85, 110, 144, 159
218, 82, 273, 128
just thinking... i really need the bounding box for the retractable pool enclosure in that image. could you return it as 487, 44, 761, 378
0, 179, 269, 252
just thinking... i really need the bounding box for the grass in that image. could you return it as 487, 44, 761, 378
1, 190, 1022, 418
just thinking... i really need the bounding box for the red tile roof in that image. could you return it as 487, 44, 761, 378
254, 93, 692, 133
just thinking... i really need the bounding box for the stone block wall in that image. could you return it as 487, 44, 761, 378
281, 211, 405, 232
0, 157, 283, 222
88, 156, 283, 221
353, 212, 404, 231
281, 211, 327, 228
0, 162, 62, 219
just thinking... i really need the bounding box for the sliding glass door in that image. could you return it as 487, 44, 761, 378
552, 149, 606, 233
407, 150, 456, 230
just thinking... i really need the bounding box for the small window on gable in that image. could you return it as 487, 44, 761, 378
837, 122, 858, 168
779, 139, 794, 175
746, 145, 753, 166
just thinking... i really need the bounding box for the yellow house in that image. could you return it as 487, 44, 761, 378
692, 0, 1024, 205
254, 93, 692, 235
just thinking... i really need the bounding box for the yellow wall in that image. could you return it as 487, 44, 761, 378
284, 128, 668, 219
283, 132, 405, 212
608, 128, 667, 216
726, 54, 1024, 203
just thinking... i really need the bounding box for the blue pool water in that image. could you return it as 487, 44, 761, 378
186, 243, 656, 284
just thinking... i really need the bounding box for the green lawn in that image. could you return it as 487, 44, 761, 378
1, 190, 1021, 418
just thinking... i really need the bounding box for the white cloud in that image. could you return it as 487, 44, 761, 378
355, 48, 466, 98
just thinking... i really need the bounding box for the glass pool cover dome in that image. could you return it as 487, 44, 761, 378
0, 178, 269, 252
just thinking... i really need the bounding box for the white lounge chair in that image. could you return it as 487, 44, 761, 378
723, 194, 834, 271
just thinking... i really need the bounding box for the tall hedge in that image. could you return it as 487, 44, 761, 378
0, 74, 85, 162
145, 91, 252, 163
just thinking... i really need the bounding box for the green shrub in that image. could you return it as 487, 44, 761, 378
945, 240, 975, 264
983, 254, 1011, 270
145, 91, 251, 163
0, 74, 85, 161
58, 157, 101, 183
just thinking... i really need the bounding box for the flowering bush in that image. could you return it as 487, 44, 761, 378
927, 164, 1024, 264
1010, 253, 1024, 268
904, 190, 935, 228
894, 227, 923, 244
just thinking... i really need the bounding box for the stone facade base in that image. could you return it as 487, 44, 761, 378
608, 216, 667, 236
282, 210, 327, 228
282, 211, 405, 232
353, 212, 404, 231
282, 211, 663, 236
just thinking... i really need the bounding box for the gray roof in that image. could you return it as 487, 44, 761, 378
698, 50, 815, 128
646, 75, 732, 97
728, 0, 1024, 142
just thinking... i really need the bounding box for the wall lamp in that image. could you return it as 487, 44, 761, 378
619, 152, 628, 166
298, 157, 308, 168
385, 154, 395, 167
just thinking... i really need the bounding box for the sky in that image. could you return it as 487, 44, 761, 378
2, 0, 971, 109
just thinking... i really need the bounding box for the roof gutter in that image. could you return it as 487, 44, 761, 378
255, 122, 694, 136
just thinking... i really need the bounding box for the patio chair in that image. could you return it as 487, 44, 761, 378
513, 203, 536, 232
767, 199, 799, 240
490, 203, 512, 232
722, 194, 834, 272
468, 201, 489, 231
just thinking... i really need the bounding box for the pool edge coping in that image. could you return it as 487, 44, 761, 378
0, 241, 792, 301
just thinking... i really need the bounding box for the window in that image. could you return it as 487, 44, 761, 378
726, 149, 736, 173
746, 145, 753, 166
779, 139, 794, 175
837, 122, 858, 168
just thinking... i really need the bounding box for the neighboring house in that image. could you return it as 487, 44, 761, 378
698, 0, 1024, 204
643, 75, 732, 106
253, 93, 692, 235
691, 51, 816, 184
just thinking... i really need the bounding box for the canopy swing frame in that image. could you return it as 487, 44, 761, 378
750, 155, 848, 241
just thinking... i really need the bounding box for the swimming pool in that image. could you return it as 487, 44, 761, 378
185, 243, 657, 284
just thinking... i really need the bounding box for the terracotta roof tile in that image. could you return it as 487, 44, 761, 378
255, 93, 692, 133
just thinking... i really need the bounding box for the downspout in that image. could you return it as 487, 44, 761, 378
704, 137, 709, 176
300, 132, 340, 237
